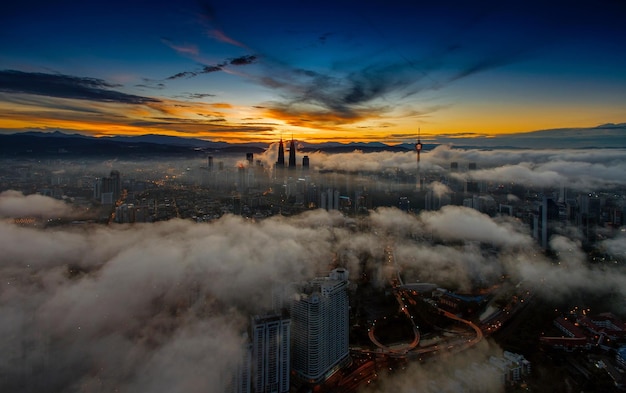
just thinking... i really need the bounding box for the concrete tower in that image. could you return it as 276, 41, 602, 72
415, 128, 423, 191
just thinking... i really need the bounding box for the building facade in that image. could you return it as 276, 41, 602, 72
251, 314, 291, 393
291, 268, 349, 383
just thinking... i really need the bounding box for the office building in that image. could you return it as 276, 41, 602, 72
532, 196, 560, 249
251, 314, 291, 393
291, 268, 350, 383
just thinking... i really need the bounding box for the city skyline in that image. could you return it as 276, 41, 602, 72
1, 144, 626, 391
2, 1, 625, 143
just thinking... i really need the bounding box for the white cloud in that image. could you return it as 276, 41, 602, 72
0, 190, 74, 218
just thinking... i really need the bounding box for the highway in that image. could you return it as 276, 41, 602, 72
342, 243, 486, 392
367, 244, 483, 357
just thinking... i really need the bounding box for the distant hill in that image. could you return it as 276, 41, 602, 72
0, 133, 200, 157
0, 132, 414, 157
3, 123, 622, 157
433, 123, 626, 149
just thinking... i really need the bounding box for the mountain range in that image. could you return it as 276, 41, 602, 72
0, 131, 418, 157
1, 123, 625, 157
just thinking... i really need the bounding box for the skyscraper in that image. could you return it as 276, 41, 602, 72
251, 314, 291, 393
288, 138, 296, 170
291, 268, 350, 383
108, 170, 121, 200
532, 196, 560, 249
226, 337, 252, 393
302, 155, 309, 170
276, 138, 285, 168
98, 170, 122, 204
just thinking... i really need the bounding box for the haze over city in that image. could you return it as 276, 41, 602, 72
2, 1, 626, 393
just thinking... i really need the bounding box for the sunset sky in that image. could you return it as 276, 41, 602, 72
1, 1, 625, 143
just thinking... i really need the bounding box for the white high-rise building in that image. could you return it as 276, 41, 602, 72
291, 268, 350, 383
251, 314, 291, 393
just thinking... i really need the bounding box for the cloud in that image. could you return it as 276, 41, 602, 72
505, 235, 626, 307
0, 211, 339, 392
257, 63, 418, 125
421, 145, 626, 190
439, 147, 626, 191
600, 230, 626, 260
229, 55, 257, 66
0, 70, 159, 104
161, 38, 200, 57
255, 145, 626, 191
371, 341, 504, 393
0, 190, 75, 219
197, 0, 250, 49
166, 55, 257, 80
2, 188, 626, 392
428, 181, 452, 198
420, 206, 532, 248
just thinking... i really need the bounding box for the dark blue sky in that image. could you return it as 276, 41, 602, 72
1, 0, 625, 142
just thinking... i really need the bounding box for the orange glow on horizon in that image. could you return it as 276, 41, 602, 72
1, 92, 623, 144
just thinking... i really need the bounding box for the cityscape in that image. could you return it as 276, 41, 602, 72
2, 1, 626, 392
1, 132, 626, 392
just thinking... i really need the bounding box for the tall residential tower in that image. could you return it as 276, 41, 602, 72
290, 268, 350, 383
251, 314, 291, 393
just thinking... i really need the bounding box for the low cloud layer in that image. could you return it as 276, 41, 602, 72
256, 145, 626, 191
0, 190, 74, 219
1, 191, 625, 391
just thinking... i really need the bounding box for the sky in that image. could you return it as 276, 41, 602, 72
1, 0, 625, 143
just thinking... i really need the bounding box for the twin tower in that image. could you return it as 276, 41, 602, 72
276, 137, 308, 170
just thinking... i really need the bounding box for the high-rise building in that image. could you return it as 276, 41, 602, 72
288, 138, 296, 170
251, 314, 291, 393
97, 170, 122, 204
276, 138, 285, 168
320, 188, 340, 211
226, 336, 252, 393
246, 153, 254, 165
302, 155, 309, 170
291, 268, 350, 383
532, 196, 560, 249
110, 170, 122, 199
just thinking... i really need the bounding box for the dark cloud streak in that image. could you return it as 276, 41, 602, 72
166, 55, 257, 80
0, 70, 159, 104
